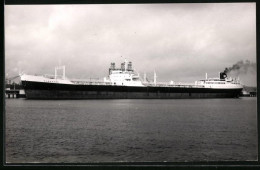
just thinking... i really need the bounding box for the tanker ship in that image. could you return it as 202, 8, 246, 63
20, 60, 243, 99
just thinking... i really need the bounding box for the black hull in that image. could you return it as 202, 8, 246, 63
21, 81, 243, 99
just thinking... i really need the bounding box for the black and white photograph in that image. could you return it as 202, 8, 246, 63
4, 3, 257, 163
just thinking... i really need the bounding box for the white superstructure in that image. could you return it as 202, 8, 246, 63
195, 73, 243, 89
106, 59, 144, 86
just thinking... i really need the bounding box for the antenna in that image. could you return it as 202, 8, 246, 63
63, 66, 65, 79
154, 70, 157, 85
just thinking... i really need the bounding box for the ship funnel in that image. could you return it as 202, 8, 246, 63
110, 62, 115, 70
124, 59, 127, 71
127, 62, 132, 70
220, 72, 227, 79
121, 63, 125, 70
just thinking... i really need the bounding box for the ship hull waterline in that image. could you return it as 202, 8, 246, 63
22, 81, 243, 99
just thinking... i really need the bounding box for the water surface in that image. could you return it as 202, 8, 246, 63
5, 98, 257, 163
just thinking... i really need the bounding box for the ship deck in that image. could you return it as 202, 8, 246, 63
70, 80, 204, 88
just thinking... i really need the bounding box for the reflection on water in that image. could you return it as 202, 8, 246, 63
5, 98, 257, 163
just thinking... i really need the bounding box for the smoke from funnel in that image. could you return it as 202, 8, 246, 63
223, 60, 256, 86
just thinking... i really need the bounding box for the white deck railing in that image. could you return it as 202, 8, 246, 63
70, 80, 204, 88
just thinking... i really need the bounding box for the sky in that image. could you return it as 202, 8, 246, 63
5, 3, 257, 86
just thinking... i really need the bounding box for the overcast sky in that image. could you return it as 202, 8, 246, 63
5, 3, 256, 85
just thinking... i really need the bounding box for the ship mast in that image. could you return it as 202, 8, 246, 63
154, 71, 157, 85
55, 66, 66, 80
